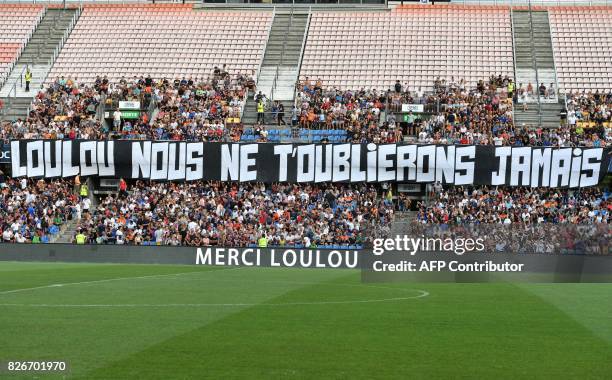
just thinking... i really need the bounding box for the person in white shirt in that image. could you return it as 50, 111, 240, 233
82, 198, 91, 213
113, 109, 122, 131
15, 233, 26, 243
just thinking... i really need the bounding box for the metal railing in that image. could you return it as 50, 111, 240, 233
255, 6, 275, 86
43, 6, 82, 85
544, 9, 562, 102
509, 9, 518, 125
294, 6, 311, 106
270, 4, 294, 102
527, 1, 543, 127
0, 65, 28, 118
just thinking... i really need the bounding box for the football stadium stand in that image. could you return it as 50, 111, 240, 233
549, 6, 612, 92
300, 5, 514, 91
0, 2, 611, 249
47, 4, 272, 83
0, 4, 43, 87
70, 181, 391, 247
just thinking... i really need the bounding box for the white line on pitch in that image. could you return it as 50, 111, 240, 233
0, 290, 430, 308
0, 267, 243, 295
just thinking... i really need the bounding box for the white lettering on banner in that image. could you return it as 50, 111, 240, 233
79, 141, 97, 177
297, 144, 315, 182
26, 140, 44, 177
185, 143, 204, 181
274, 144, 293, 182
350, 144, 366, 182
44, 140, 62, 178
167, 142, 186, 181
435, 145, 455, 183
510, 147, 531, 186
377, 144, 396, 182
314, 144, 333, 183
221, 144, 240, 181
550, 148, 572, 187
454, 146, 475, 185
8, 141, 608, 188
492, 146, 511, 185
197, 248, 359, 268
530, 148, 552, 187
0, 148, 10, 161
196, 248, 261, 266
239, 144, 258, 182
132, 141, 151, 178
98, 141, 115, 176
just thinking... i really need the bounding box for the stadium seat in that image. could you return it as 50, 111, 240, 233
300, 5, 514, 91
548, 6, 612, 92
0, 5, 43, 85
47, 4, 272, 83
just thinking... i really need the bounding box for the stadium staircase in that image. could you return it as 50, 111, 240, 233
52, 218, 79, 244
243, 9, 309, 125
0, 8, 78, 121
389, 211, 418, 237
53, 178, 96, 243
512, 9, 564, 128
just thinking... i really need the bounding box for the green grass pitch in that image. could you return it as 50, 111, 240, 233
1, 261, 612, 379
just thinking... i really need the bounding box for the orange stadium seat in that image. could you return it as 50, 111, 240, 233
299, 5, 514, 91
47, 5, 272, 83
0, 5, 44, 85
548, 6, 612, 92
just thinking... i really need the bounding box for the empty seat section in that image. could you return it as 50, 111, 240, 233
548, 6, 612, 92
300, 5, 514, 91
0, 5, 44, 84
48, 5, 272, 83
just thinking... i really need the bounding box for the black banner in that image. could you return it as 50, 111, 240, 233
0, 143, 9, 163
9, 140, 611, 187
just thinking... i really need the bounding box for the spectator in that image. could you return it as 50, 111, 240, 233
73, 181, 393, 247
24, 67, 32, 92
257, 99, 265, 124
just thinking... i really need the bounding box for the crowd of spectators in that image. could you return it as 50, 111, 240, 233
410, 185, 610, 254
0, 176, 81, 243
73, 181, 394, 248
516, 82, 557, 103
0, 68, 254, 142
0, 170, 609, 255
2, 71, 609, 148
151, 68, 251, 141
565, 90, 612, 147
296, 78, 402, 143
0, 77, 103, 140
417, 185, 610, 225
413, 75, 515, 145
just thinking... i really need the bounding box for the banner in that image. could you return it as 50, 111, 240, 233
0, 143, 9, 163
118, 101, 140, 110
120, 110, 140, 119
9, 140, 611, 188
401, 104, 424, 113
